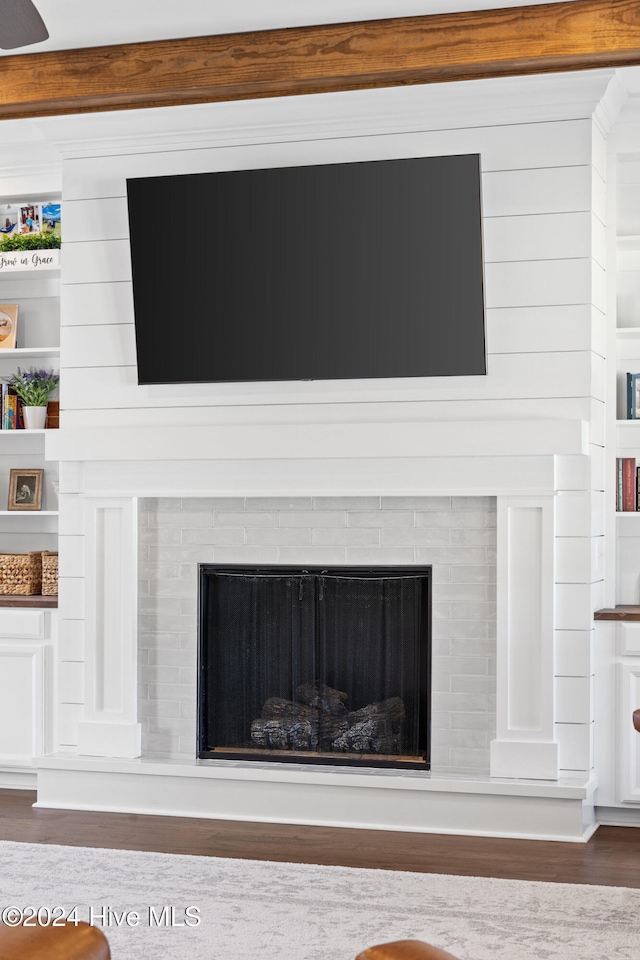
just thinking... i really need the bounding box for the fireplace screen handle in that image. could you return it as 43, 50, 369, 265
298, 571, 328, 600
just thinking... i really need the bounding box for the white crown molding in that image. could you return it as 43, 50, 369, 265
32, 69, 617, 159
593, 72, 628, 138
0, 165, 62, 199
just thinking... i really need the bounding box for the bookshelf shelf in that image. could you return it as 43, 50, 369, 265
0, 510, 58, 516
0, 347, 60, 358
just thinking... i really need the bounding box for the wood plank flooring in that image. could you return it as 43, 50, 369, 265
2, 789, 640, 888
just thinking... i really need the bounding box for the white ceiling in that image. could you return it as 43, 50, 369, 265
2, 0, 577, 55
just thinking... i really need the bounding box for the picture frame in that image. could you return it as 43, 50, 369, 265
628, 373, 640, 420
0, 304, 18, 349
8, 469, 43, 511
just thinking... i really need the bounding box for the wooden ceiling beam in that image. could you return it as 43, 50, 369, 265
0, 0, 639, 119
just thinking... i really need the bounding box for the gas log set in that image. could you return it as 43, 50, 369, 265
250, 682, 406, 755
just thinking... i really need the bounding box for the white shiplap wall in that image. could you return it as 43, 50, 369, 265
52, 77, 609, 768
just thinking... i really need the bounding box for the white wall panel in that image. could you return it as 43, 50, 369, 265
554, 455, 589, 491
592, 213, 607, 270
58, 661, 84, 704
555, 629, 593, 677
556, 583, 593, 630
60, 351, 594, 409
63, 239, 131, 285
556, 538, 592, 583
484, 259, 591, 308
58, 576, 85, 620
61, 323, 136, 368
486, 305, 593, 355
64, 197, 129, 243
592, 261, 606, 314
57, 534, 85, 578
62, 281, 133, 327
556, 676, 594, 723
592, 168, 606, 226
556, 721, 593, 770
483, 213, 591, 263
481, 166, 591, 217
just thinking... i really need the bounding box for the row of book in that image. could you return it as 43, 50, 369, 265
617, 457, 640, 512
1, 383, 24, 429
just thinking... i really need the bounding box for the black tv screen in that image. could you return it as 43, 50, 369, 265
127, 154, 486, 385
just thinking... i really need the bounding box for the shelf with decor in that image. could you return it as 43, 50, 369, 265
0, 194, 61, 597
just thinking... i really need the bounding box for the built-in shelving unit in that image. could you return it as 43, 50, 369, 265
615, 226, 640, 605
0, 194, 61, 596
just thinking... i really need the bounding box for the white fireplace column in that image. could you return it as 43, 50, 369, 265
490, 495, 558, 780
76, 497, 141, 758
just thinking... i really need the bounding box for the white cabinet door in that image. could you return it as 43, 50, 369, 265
0, 609, 55, 767
619, 661, 640, 802
0, 645, 46, 765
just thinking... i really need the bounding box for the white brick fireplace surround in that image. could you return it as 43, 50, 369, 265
26, 65, 622, 841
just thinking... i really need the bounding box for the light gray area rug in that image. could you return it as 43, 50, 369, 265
1, 839, 639, 960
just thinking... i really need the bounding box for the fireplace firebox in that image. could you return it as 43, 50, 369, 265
198, 565, 431, 769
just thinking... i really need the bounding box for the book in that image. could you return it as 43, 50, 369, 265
617, 457, 623, 511
2, 388, 18, 430
636, 466, 640, 513
623, 458, 637, 511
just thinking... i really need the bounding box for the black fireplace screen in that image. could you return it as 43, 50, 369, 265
198, 565, 431, 769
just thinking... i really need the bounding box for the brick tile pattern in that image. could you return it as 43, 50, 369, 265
138, 496, 497, 773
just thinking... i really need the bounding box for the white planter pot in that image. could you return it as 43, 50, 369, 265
22, 406, 47, 429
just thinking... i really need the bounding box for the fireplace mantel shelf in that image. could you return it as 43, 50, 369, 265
44, 418, 587, 463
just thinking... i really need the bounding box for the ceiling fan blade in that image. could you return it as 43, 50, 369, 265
0, 0, 48, 50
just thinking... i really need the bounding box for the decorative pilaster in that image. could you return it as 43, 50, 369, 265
490, 496, 558, 779
77, 498, 141, 758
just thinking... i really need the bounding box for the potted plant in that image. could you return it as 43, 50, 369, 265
5, 367, 59, 429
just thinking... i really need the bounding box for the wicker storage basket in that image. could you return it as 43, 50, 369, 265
0, 552, 42, 596
41, 551, 58, 596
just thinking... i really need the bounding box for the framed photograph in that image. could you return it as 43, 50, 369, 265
8, 469, 43, 511
628, 373, 640, 420
0, 304, 18, 349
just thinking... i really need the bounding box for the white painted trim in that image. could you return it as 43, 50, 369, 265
35, 756, 598, 841
78, 497, 141, 758
491, 495, 558, 779
35, 70, 617, 159
0, 767, 38, 790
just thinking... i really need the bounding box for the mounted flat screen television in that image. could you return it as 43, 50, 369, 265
127, 154, 486, 385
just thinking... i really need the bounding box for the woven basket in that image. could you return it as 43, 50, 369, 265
41, 551, 58, 596
0, 552, 42, 596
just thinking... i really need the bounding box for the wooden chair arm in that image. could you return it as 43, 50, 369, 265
0, 920, 110, 959
356, 940, 461, 960
633, 709, 640, 733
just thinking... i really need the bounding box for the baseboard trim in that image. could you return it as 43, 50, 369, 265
0, 767, 37, 790
595, 805, 640, 828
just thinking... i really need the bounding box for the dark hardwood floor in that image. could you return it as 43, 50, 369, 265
2, 789, 640, 888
